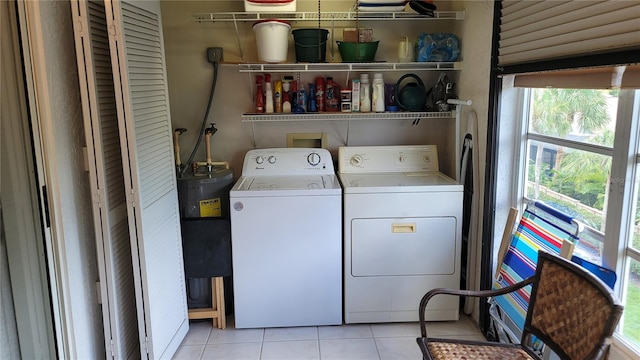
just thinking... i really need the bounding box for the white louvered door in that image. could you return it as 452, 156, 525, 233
103, 0, 188, 358
105, 0, 189, 359
71, 1, 139, 358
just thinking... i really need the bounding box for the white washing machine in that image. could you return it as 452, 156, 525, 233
338, 145, 463, 323
230, 148, 342, 328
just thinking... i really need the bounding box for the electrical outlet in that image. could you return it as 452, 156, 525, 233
207, 47, 223, 63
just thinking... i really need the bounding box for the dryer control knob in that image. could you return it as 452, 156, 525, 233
268, 156, 277, 164
423, 155, 431, 163
256, 156, 264, 164
350, 154, 364, 167
307, 152, 321, 166
398, 155, 405, 163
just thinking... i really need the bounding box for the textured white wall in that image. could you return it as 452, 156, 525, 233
456, 0, 494, 321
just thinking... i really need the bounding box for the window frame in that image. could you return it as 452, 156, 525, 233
513, 86, 640, 355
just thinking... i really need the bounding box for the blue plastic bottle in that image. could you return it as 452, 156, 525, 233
298, 83, 307, 112
308, 83, 317, 112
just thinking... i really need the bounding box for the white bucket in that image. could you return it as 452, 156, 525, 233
253, 20, 291, 63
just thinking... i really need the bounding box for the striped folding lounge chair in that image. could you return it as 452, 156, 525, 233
490, 201, 583, 344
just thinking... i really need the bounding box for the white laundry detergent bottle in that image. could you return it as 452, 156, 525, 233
372, 73, 385, 113
360, 73, 371, 113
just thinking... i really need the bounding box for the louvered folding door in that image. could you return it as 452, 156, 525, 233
72, 0, 188, 358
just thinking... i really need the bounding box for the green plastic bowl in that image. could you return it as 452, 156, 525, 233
337, 41, 379, 62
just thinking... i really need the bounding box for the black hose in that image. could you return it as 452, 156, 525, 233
181, 62, 219, 175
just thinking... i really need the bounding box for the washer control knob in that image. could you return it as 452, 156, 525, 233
398, 155, 405, 163
350, 154, 364, 167
307, 152, 321, 166
256, 156, 264, 164
424, 155, 431, 163
268, 156, 277, 164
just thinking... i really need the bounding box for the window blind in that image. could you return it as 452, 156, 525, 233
513, 65, 640, 89
499, 0, 640, 67
621, 64, 640, 88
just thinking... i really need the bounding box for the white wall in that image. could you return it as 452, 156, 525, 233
455, 0, 494, 322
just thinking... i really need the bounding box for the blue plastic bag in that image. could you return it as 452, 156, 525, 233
416, 33, 460, 62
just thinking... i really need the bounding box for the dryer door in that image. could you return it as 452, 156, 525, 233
351, 217, 457, 276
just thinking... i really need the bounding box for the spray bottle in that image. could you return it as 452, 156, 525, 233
325, 76, 340, 112
291, 80, 301, 112
298, 83, 307, 112
264, 73, 274, 113
274, 80, 283, 113
315, 77, 325, 112
282, 77, 292, 113
255, 75, 264, 113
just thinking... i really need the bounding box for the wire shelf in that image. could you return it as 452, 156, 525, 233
189, 11, 464, 23
241, 111, 455, 122
235, 62, 461, 73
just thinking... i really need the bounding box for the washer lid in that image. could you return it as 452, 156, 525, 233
231, 174, 341, 196
339, 172, 462, 193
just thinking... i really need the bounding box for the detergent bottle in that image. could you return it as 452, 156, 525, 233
360, 73, 371, 112
255, 75, 264, 113
264, 74, 274, 113
372, 73, 385, 112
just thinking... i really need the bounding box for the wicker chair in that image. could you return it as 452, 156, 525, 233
417, 251, 624, 360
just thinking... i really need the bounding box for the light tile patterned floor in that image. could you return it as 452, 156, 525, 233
173, 314, 484, 360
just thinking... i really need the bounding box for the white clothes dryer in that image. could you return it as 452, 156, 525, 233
230, 148, 342, 328
338, 145, 463, 323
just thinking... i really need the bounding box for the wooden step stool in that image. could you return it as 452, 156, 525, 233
187, 277, 226, 329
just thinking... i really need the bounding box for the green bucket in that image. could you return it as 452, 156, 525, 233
292, 28, 329, 63
337, 41, 379, 62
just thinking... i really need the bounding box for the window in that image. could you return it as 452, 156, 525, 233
512, 84, 640, 354
524, 88, 616, 261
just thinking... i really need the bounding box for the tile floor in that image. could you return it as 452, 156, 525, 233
173, 314, 485, 360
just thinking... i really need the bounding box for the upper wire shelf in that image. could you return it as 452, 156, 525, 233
241, 111, 455, 122
189, 10, 464, 23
